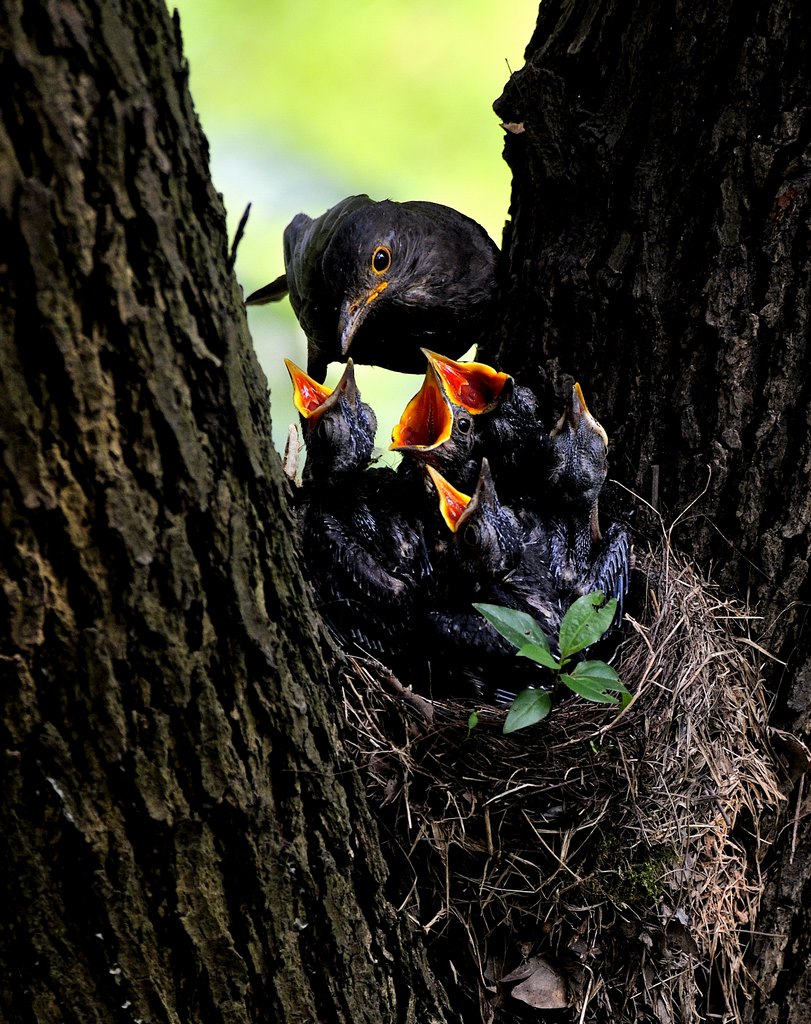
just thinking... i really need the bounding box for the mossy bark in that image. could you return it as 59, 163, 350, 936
0, 3, 454, 1021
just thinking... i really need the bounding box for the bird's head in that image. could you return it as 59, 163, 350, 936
427, 459, 521, 578
548, 383, 608, 531
390, 362, 477, 470
323, 200, 498, 360
285, 358, 377, 475
321, 202, 409, 357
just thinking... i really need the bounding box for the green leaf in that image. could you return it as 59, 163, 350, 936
558, 592, 618, 661
473, 603, 551, 653
503, 689, 553, 734
560, 659, 630, 704
560, 672, 620, 703
568, 659, 624, 687
516, 642, 560, 670
467, 710, 480, 731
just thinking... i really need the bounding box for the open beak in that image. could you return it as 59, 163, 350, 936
421, 348, 511, 413
285, 358, 334, 420
286, 358, 359, 426
339, 280, 389, 356
390, 364, 454, 452
425, 466, 471, 533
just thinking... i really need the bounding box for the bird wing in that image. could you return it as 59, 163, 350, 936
582, 521, 633, 628
244, 273, 288, 305
242, 208, 323, 307
309, 509, 414, 606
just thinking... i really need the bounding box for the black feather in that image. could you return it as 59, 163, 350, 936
246, 195, 500, 382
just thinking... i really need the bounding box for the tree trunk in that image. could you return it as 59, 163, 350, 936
485, 1, 811, 1019
0, 3, 454, 1021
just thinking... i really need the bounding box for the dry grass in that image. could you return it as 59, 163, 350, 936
340, 539, 800, 1024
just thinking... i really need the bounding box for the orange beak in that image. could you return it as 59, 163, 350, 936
421, 348, 511, 413
339, 280, 389, 355
390, 364, 454, 452
285, 358, 334, 420
425, 466, 471, 532
553, 382, 609, 447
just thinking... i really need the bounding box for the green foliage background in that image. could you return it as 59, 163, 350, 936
175, 0, 537, 454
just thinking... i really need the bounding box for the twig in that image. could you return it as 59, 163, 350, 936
227, 201, 251, 272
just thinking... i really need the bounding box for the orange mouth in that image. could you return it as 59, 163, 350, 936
422, 349, 511, 413
285, 358, 333, 418
390, 365, 453, 451
425, 466, 471, 532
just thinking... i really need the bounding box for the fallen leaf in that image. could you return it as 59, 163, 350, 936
502, 957, 568, 1009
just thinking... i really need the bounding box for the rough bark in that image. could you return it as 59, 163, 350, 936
0, 3, 454, 1021
483, 1, 811, 1019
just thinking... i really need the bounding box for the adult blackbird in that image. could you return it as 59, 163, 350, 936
286, 359, 432, 668
246, 194, 500, 382
545, 383, 632, 619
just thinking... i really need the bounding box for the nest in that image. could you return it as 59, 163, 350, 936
340, 536, 800, 1024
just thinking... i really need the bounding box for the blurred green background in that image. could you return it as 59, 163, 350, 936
175, 0, 538, 458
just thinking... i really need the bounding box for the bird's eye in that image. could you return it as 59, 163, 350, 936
371, 245, 392, 275
463, 524, 479, 547
457, 416, 472, 435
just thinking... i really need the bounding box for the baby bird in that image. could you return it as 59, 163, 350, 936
286, 359, 432, 668
390, 360, 481, 490
423, 460, 561, 702
286, 357, 377, 482
546, 383, 632, 619
389, 360, 484, 571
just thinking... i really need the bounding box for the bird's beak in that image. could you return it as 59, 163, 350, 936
468, 458, 497, 508
285, 358, 334, 419
573, 382, 609, 446
421, 349, 512, 414
455, 458, 498, 532
339, 280, 389, 355
390, 365, 454, 452
313, 359, 362, 421
425, 466, 471, 533
553, 382, 609, 447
